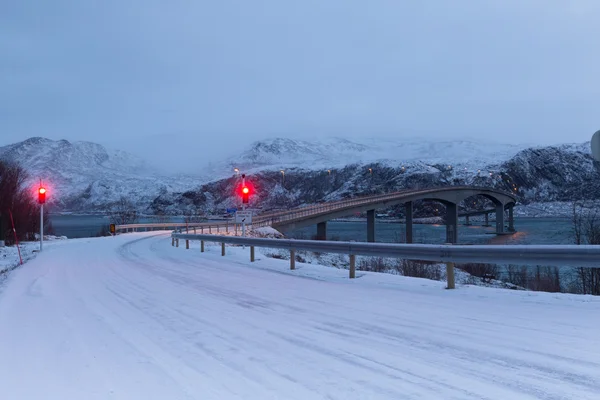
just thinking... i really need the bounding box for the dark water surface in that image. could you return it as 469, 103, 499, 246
286, 217, 574, 245
50, 214, 575, 245
49, 215, 188, 238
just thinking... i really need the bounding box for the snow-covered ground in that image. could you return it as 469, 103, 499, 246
0, 236, 68, 277
1, 232, 599, 399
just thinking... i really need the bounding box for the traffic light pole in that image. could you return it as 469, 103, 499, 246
242, 174, 246, 238
40, 203, 44, 252
242, 203, 246, 238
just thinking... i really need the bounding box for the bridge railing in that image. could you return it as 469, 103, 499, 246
171, 232, 600, 289
254, 188, 449, 225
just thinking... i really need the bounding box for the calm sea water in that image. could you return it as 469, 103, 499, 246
286, 217, 575, 245
49, 214, 575, 245
49, 215, 188, 238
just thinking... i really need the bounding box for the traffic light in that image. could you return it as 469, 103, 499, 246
242, 186, 249, 204
38, 187, 46, 204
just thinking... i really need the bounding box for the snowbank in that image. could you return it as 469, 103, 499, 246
250, 226, 284, 238
0, 236, 68, 276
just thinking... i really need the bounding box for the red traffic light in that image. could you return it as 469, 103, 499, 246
238, 183, 254, 204
38, 187, 47, 204
238, 183, 253, 196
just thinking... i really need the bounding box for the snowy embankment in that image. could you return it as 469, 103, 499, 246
1, 232, 599, 399
0, 236, 68, 277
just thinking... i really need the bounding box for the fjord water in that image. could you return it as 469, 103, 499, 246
286, 217, 574, 245
50, 215, 575, 245
49, 214, 187, 238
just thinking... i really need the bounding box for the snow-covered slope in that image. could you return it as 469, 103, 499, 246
0, 137, 204, 211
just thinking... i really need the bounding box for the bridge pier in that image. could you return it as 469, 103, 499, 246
445, 203, 458, 244
495, 204, 505, 234
316, 221, 327, 240
405, 201, 413, 244
367, 209, 375, 242
483, 213, 491, 227
464, 215, 471, 226
508, 205, 515, 232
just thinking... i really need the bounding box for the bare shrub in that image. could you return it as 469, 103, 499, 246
504, 265, 562, 293
395, 259, 441, 280
0, 160, 51, 244
505, 265, 529, 288
457, 263, 498, 280
571, 201, 600, 295
530, 266, 562, 293
107, 196, 138, 225
357, 257, 389, 273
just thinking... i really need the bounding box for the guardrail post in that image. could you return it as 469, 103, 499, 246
221, 242, 226, 256
226, 222, 229, 233
171, 237, 174, 246
446, 262, 455, 289
235, 224, 238, 236
186, 239, 189, 249
250, 246, 255, 262
193, 227, 196, 234
349, 254, 356, 279
201, 241, 205, 252
290, 250, 296, 270
176, 238, 179, 247
201, 226, 204, 234
209, 226, 212, 234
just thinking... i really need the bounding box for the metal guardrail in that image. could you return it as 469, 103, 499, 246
116, 221, 238, 233
171, 232, 600, 288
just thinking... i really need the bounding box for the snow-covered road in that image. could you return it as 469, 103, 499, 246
1, 233, 599, 399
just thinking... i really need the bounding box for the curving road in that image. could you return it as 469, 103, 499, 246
0, 233, 599, 399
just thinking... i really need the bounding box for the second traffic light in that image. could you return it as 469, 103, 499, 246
242, 186, 249, 204
38, 187, 47, 204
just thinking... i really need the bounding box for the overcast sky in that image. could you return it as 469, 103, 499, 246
2, 0, 599, 170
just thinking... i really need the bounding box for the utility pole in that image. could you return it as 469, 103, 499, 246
38, 182, 47, 251
242, 174, 246, 238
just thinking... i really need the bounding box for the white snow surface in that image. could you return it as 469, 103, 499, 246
1, 232, 599, 399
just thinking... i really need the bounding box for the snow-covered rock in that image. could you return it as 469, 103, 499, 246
251, 227, 285, 239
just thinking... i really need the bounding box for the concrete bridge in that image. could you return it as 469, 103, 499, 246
254, 186, 517, 244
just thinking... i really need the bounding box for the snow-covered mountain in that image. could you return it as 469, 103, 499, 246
1, 136, 597, 214
0, 137, 204, 212
215, 137, 531, 175
153, 140, 599, 216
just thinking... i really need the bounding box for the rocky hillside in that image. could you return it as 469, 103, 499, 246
150, 142, 600, 217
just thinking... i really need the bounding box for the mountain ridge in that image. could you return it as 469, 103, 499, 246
0, 136, 597, 213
